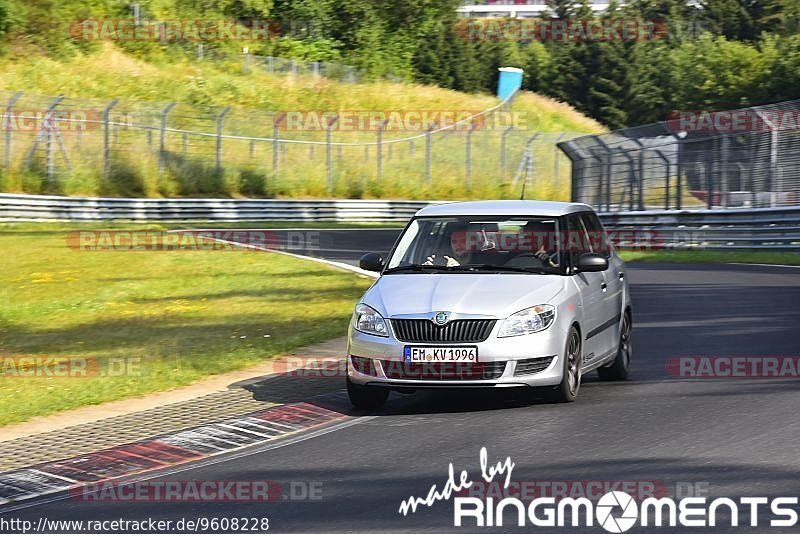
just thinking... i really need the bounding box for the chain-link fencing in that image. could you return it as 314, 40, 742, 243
559, 100, 800, 212
0, 90, 581, 201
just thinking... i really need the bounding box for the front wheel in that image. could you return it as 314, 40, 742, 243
347, 378, 389, 409
548, 326, 582, 403
598, 311, 632, 381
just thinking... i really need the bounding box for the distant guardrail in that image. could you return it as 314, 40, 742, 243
2, 193, 799, 250
0, 193, 436, 222
599, 207, 800, 251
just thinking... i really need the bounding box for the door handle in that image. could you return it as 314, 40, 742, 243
601, 282, 608, 291
618, 272, 625, 281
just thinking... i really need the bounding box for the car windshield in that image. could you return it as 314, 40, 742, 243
385, 216, 563, 274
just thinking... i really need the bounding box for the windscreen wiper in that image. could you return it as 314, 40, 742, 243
462, 264, 558, 275
383, 264, 456, 274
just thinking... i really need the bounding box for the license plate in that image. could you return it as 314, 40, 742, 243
403, 346, 478, 363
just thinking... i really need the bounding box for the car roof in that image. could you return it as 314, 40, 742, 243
415, 200, 594, 218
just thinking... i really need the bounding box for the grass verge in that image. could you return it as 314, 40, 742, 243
0, 223, 373, 426
619, 250, 800, 265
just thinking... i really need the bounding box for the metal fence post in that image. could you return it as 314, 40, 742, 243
756, 110, 779, 206
273, 113, 284, 180
720, 135, 730, 208
466, 123, 476, 191
158, 102, 176, 178
23, 95, 65, 182
593, 137, 613, 212
552, 133, 565, 188
524, 133, 539, 190
46, 116, 54, 182
653, 149, 671, 210
326, 115, 339, 194
102, 99, 118, 180
631, 139, 646, 211
215, 107, 231, 177
425, 124, 436, 183
377, 120, 388, 180
500, 126, 513, 180
242, 48, 250, 74
3, 91, 23, 172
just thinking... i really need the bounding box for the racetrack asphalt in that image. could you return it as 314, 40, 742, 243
3, 229, 800, 533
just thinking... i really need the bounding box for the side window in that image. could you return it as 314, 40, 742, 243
580, 212, 611, 260
566, 215, 592, 269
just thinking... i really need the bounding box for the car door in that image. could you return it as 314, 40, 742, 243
580, 212, 622, 361
566, 214, 607, 368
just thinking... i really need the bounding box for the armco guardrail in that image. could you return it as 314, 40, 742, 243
1, 193, 799, 250
599, 206, 800, 250
0, 194, 436, 222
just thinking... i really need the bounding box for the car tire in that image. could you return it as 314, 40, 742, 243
548, 325, 582, 403
346, 378, 389, 409
598, 310, 632, 381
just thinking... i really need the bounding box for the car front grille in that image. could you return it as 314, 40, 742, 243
514, 356, 555, 376
391, 319, 496, 343
380, 360, 506, 381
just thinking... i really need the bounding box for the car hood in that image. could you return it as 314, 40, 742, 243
363, 274, 567, 319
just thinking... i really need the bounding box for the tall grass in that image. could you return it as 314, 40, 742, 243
0, 45, 604, 200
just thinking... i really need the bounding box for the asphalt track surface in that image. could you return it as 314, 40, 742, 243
4, 229, 800, 533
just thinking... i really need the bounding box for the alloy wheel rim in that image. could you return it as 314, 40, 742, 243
567, 332, 580, 395
620, 315, 631, 369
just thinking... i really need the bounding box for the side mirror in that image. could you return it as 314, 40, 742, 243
359, 253, 384, 273
575, 253, 608, 273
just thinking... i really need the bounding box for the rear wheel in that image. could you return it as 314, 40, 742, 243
598, 310, 632, 381
347, 378, 389, 409
548, 326, 582, 403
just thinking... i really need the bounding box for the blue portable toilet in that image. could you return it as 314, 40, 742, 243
497, 67, 524, 101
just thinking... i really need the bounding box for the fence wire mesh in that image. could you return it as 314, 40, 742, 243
0, 90, 580, 201
559, 99, 800, 212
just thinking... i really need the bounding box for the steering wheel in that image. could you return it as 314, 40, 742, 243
508, 251, 559, 268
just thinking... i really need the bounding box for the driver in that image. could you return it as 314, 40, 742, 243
423, 223, 473, 266
522, 221, 559, 268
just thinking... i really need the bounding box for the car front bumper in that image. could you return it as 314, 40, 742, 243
347, 323, 568, 389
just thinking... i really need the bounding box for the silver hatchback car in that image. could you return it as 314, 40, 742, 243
346, 200, 632, 408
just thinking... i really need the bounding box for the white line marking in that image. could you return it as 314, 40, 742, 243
728, 262, 800, 269
233, 417, 293, 434
214, 423, 273, 439
173, 227, 400, 232
245, 418, 300, 433
158, 435, 229, 452
28, 470, 77, 485
0, 415, 372, 513
204, 236, 380, 278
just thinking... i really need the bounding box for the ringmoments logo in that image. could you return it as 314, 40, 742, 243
398, 448, 800, 530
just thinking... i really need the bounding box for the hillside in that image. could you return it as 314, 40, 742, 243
0, 45, 603, 200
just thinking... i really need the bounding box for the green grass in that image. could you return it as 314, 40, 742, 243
0, 223, 374, 426
620, 250, 800, 265
0, 45, 603, 201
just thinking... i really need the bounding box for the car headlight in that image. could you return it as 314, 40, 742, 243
353, 303, 389, 337
498, 305, 556, 337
